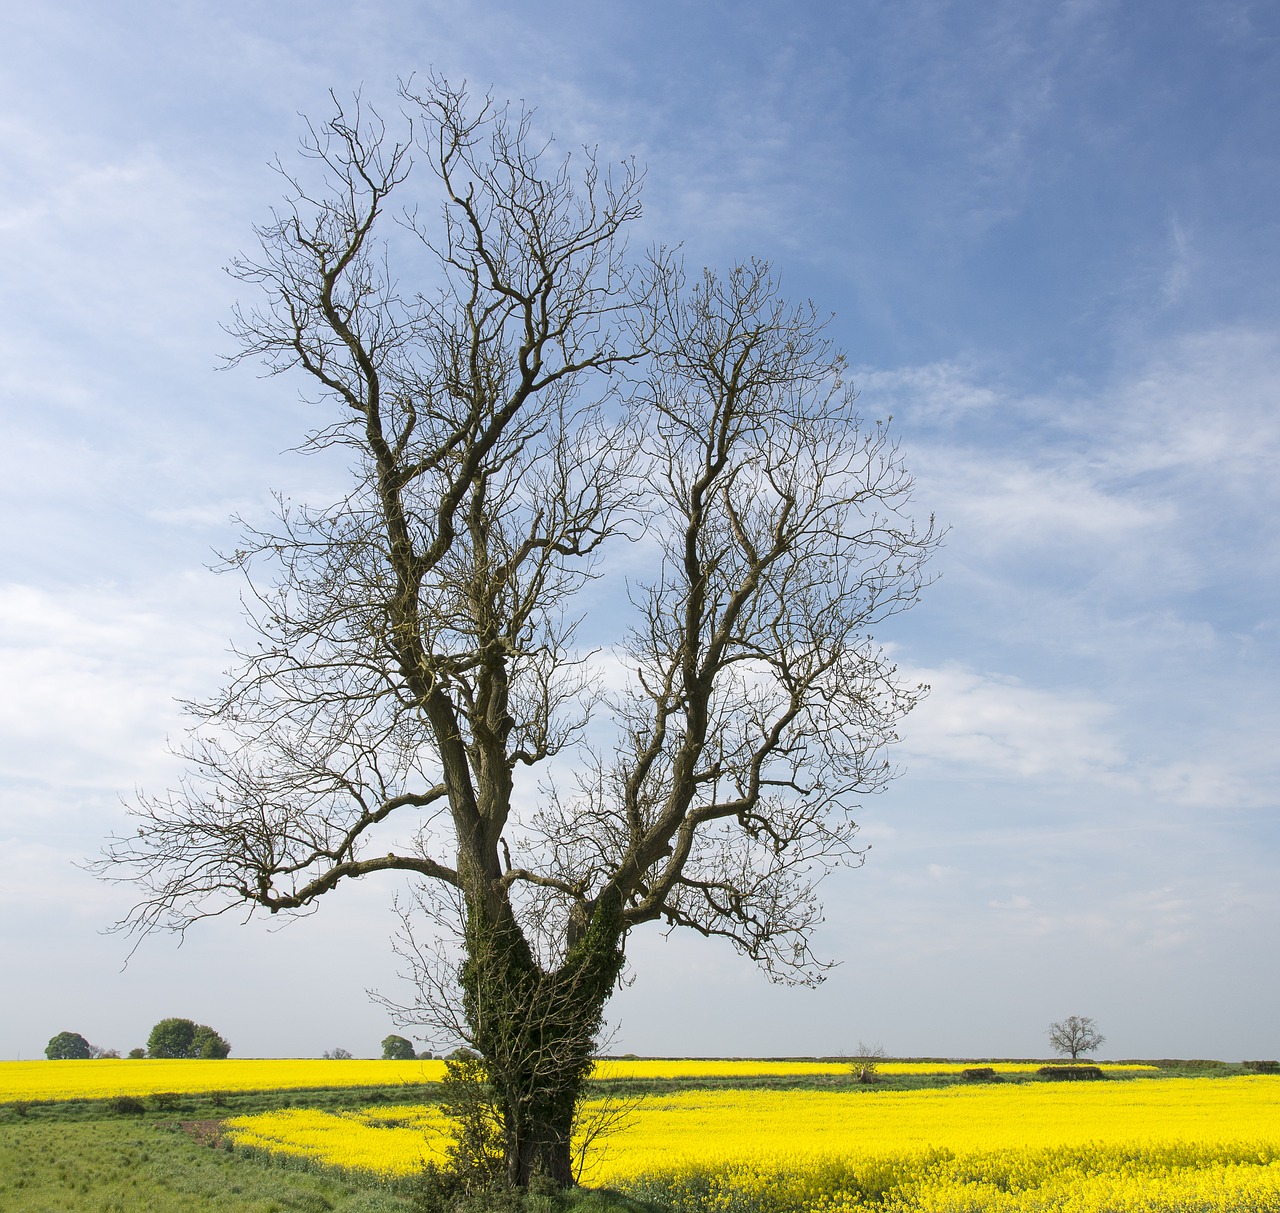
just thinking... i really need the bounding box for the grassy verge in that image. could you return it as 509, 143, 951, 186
0, 1116, 412, 1213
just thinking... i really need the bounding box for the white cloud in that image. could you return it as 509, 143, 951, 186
898, 663, 1125, 780
0, 580, 237, 790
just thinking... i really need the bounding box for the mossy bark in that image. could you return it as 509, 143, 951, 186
460, 888, 625, 1188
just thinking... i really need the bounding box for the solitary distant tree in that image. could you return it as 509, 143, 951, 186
45, 1031, 93, 1060
381, 1034, 416, 1061
323, 1047, 354, 1059
97, 78, 937, 1187
1048, 1015, 1105, 1060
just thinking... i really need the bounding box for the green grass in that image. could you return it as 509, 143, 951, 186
0, 1116, 411, 1212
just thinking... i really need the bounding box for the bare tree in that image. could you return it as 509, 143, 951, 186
1048, 1015, 1106, 1060
95, 77, 939, 1188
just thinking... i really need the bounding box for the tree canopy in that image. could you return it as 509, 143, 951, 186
1048, 1015, 1106, 1060
381, 1034, 417, 1060
146, 1018, 231, 1059
45, 1031, 92, 1060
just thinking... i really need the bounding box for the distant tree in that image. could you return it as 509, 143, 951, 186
382, 1034, 416, 1060
147, 1018, 195, 1058
127, 1048, 146, 1059
849, 1040, 887, 1084
323, 1047, 354, 1059
191, 1024, 232, 1058
45, 1031, 93, 1060
147, 1017, 230, 1059
1048, 1015, 1105, 1060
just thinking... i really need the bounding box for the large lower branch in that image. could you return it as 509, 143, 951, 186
252, 851, 461, 912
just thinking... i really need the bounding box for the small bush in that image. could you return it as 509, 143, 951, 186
151, 1091, 184, 1112
11, 1100, 31, 1117
409, 1164, 563, 1213
1244, 1060, 1280, 1074
960, 1067, 999, 1081
128, 1047, 146, 1059
109, 1095, 146, 1115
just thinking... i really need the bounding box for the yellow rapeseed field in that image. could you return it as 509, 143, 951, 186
0, 1057, 447, 1102
223, 1076, 1280, 1211
0, 1056, 1155, 1103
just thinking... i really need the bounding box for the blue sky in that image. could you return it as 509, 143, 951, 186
2, 0, 1277, 1060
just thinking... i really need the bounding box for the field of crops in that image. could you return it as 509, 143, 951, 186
0, 1056, 1157, 1103
5, 1059, 1278, 1211
0, 1057, 448, 1102
220, 1076, 1280, 1211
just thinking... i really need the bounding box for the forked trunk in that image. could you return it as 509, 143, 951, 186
461, 889, 625, 1189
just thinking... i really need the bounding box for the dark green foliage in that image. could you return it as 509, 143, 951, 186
146, 1018, 230, 1059
44, 1031, 92, 1060
107, 1095, 145, 1115
437, 1058, 507, 1189
1244, 1060, 1280, 1073
128, 1047, 146, 1059
147, 1018, 195, 1058
410, 1163, 575, 1213
382, 1035, 417, 1061
960, 1067, 999, 1081
192, 1024, 232, 1059
1036, 1065, 1105, 1081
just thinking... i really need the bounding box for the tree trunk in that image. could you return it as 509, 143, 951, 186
460, 889, 625, 1189
505, 1088, 577, 1188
